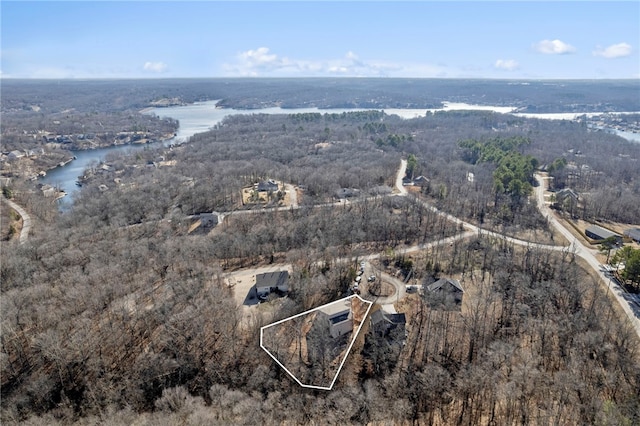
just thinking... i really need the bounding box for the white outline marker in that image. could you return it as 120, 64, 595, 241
260, 295, 373, 390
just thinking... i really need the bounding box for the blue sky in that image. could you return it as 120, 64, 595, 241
1, 1, 638, 79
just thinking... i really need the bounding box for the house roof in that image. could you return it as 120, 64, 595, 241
318, 300, 351, 318
371, 310, 406, 326
255, 271, 288, 289
585, 225, 620, 240
257, 180, 279, 191
555, 188, 579, 200
624, 228, 640, 241
426, 278, 464, 293
335, 188, 361, 198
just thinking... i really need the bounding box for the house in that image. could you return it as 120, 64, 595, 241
402, 176, 430, 187
38, 184, 55, 197
257, 179, 279, 192
623, 228, 640, 243
425, 278, 464, 310
585, 225, 622, 244
254, 271, 289, 299
318, 300, 353, 338
335, 188, 361, 199
370, 310, 406, 342
8, 150, 25, 160
413, 176, 430, 187
188, 211, 225, 234
200, 212, 224, 228
555, 188, 579, 203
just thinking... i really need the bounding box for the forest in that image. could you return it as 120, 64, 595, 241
1, 80, 640, 425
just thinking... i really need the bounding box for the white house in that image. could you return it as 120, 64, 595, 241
254, 271, 289, 299
318, 300, 353, 338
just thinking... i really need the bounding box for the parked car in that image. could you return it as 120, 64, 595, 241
367, 275, 376, 282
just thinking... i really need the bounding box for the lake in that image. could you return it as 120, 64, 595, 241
41, 100, 639, 208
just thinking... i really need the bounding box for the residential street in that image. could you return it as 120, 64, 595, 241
533, 173, 640, 338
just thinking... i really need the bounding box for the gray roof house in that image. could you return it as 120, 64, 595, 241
8, 150, 25, 160
623, 228, 640, 243
425, 278, 464, 310
335, 188, 361, 199
254, 271, 289, 299
585, 225, 622, 244
555, 188, 579, 202
257, 179, 279, 192
200, 212, 224, 228
370, 310, 406, 342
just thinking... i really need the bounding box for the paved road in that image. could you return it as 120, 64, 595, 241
2, 198, 31, 244
534, 173, 640, 338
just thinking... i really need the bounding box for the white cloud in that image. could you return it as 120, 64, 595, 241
533, 39, 576, 55
592, 43, 632, 58
494, 59, 519, 71
143, 61, 168, 73
224, 47, 448, 78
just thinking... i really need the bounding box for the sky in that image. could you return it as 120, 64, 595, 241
1, 1, 639, 79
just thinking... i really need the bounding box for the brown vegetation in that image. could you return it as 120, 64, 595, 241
2, 81, 640, 424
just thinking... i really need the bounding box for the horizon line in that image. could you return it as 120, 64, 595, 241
2, 76, 639, 81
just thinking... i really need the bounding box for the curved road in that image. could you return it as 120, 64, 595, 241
534, 173, 640, 337
2, 198, 31, 244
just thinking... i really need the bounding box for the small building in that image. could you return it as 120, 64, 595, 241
257, 179, 279, 192
623, 228, 640, 243
585, 225, 622, 244
318, 300, 353, 338
425, 278, 464, 310
254, 271, 289, 299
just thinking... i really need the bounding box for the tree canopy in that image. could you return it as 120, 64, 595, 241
458, 136, 538, 199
